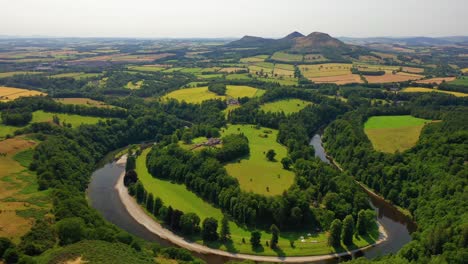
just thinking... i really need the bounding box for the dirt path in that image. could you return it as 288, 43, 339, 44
115, 155, 388, 263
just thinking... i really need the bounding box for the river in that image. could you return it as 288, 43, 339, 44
88, 135, 415, 263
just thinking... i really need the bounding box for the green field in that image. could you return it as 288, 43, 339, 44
137, 148, 377, 256
260, 99, 312, 114
126, 80, 143, 89
222, 124, 295, 196
364, 115, 431, 153
271, 52, 303, 62
0, 110, 105, 138
49, 72, 101, 79
163, 85, 265, 104
127, 65, 166, 72
401, 87, 468, 97
0, 71, 43, 78
449, 76, 468, 86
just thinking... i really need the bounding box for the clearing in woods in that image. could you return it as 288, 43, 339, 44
364, 115, 431, 153
221, 124, 295, 196
0, 137, 51, 243
137, 148, 377, 256
260, 99, 312, 114
0, 72, 43, 78
0, 86, 46, 102
163, 85, 264, 104
401, 87, 468, 97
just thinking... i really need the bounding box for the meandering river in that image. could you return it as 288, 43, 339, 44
88, 135, 415, 263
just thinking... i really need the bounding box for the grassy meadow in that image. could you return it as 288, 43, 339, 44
260, 99, 312, 114
221, 124, 295, 196
0, 110, 105, 138
163, 85, 264, 104
136, 148, 378, 256
449, 76, 468, 86
49, 72, 101, 79
364, 115, 431, 153
0, 137, 51, 243
0, 71, 43, 78
54, 97, 117, 107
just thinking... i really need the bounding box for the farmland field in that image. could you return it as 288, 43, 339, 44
364, 72, 422, 84
299, 63, 352, 78
304, 54, 328, 62
137, 148, 376, 256
401, 87, 468, 97
0, 110, 105, 138
0, 71, 43, 78
310, 74, 362, 85
54, 97, 116, 107
240, 55, 269, 63
364, 115, 431, 153
0, 86, 46, 102
222, 124, 295, 196
449, 76, 468, 86
271, 51, 303, 62
49, 72, 101, 79
163, 85, 264, 103
127, 65, 166, 72
0, 137, 51, 243
260, 99, 312, 114
414, 77, 456, 85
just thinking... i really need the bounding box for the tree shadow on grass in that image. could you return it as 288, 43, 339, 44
272, 246, 286, 257
251, 244, 265, 254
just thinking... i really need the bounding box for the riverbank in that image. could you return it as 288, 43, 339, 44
115, 154, 389, 263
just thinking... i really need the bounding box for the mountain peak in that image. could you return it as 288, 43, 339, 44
284, 31, 305, 39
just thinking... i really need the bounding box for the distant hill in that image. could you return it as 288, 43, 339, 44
226, 31, 363, 60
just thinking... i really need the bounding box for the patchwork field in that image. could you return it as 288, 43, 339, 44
54, 97, 116, 107
0, 86, 46, 102
304, 54, 328, 63
401, 87, 468, 97
310, 74, 362, 85
0, 71, 43, 78
414, 77, 456, 85
271, 51, 303, 62
449, 76, 468, 86
299, 63, 353, 78
0, 111, 105, 138
260, 99, 312, 114
163, 85, 264, 104
222, 124, 295, 196
72, 53, 174, 63
127, 65, 166, 72
364, 72, 422, 84
364, 115, 431, 153
49, 72, 101, 79
0, 137, 51, 243
240, 55, 269, 63
137, 148, 376, 256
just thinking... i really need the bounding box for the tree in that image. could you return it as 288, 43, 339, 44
135, 182, 145, 204
220, 215, 230, 241
356, 209, 375, 236
328, 219, 342, 247
3, 247, 19, 264
146, 193, 154, 214
281, 157, 292, 169
208, 83, 227, 95
154, 197, 163, 216
250, 231, 261, 247
126, 155, 136, 172
202, 217, 218, 241
270, 224, 279, 249
0, 237, 12, 258
342, 215, 354, 245
56, 217, 85, 245
170, 209, 184, 230
179, 213, 200, 235
266, 149, 276, 161
181, 131, 192, 144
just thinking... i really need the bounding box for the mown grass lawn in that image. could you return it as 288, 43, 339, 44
136, 148, 378, 256
364, 115, 431, 153
260, 99, 312, 114
221, 124, 295, 196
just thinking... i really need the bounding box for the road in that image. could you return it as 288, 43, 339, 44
115, 155, 388, 263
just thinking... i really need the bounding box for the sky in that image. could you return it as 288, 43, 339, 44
1, 0, 467, 38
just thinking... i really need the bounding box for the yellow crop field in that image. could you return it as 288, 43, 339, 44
401, 87, 468, 97
364, 72, 422, 83
299, 63, 353, 78
0, 86, 46, 102
414, 77, 456, 85
163, 85, 264, 104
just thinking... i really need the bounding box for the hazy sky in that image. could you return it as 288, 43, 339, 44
2, 0, 467, 38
